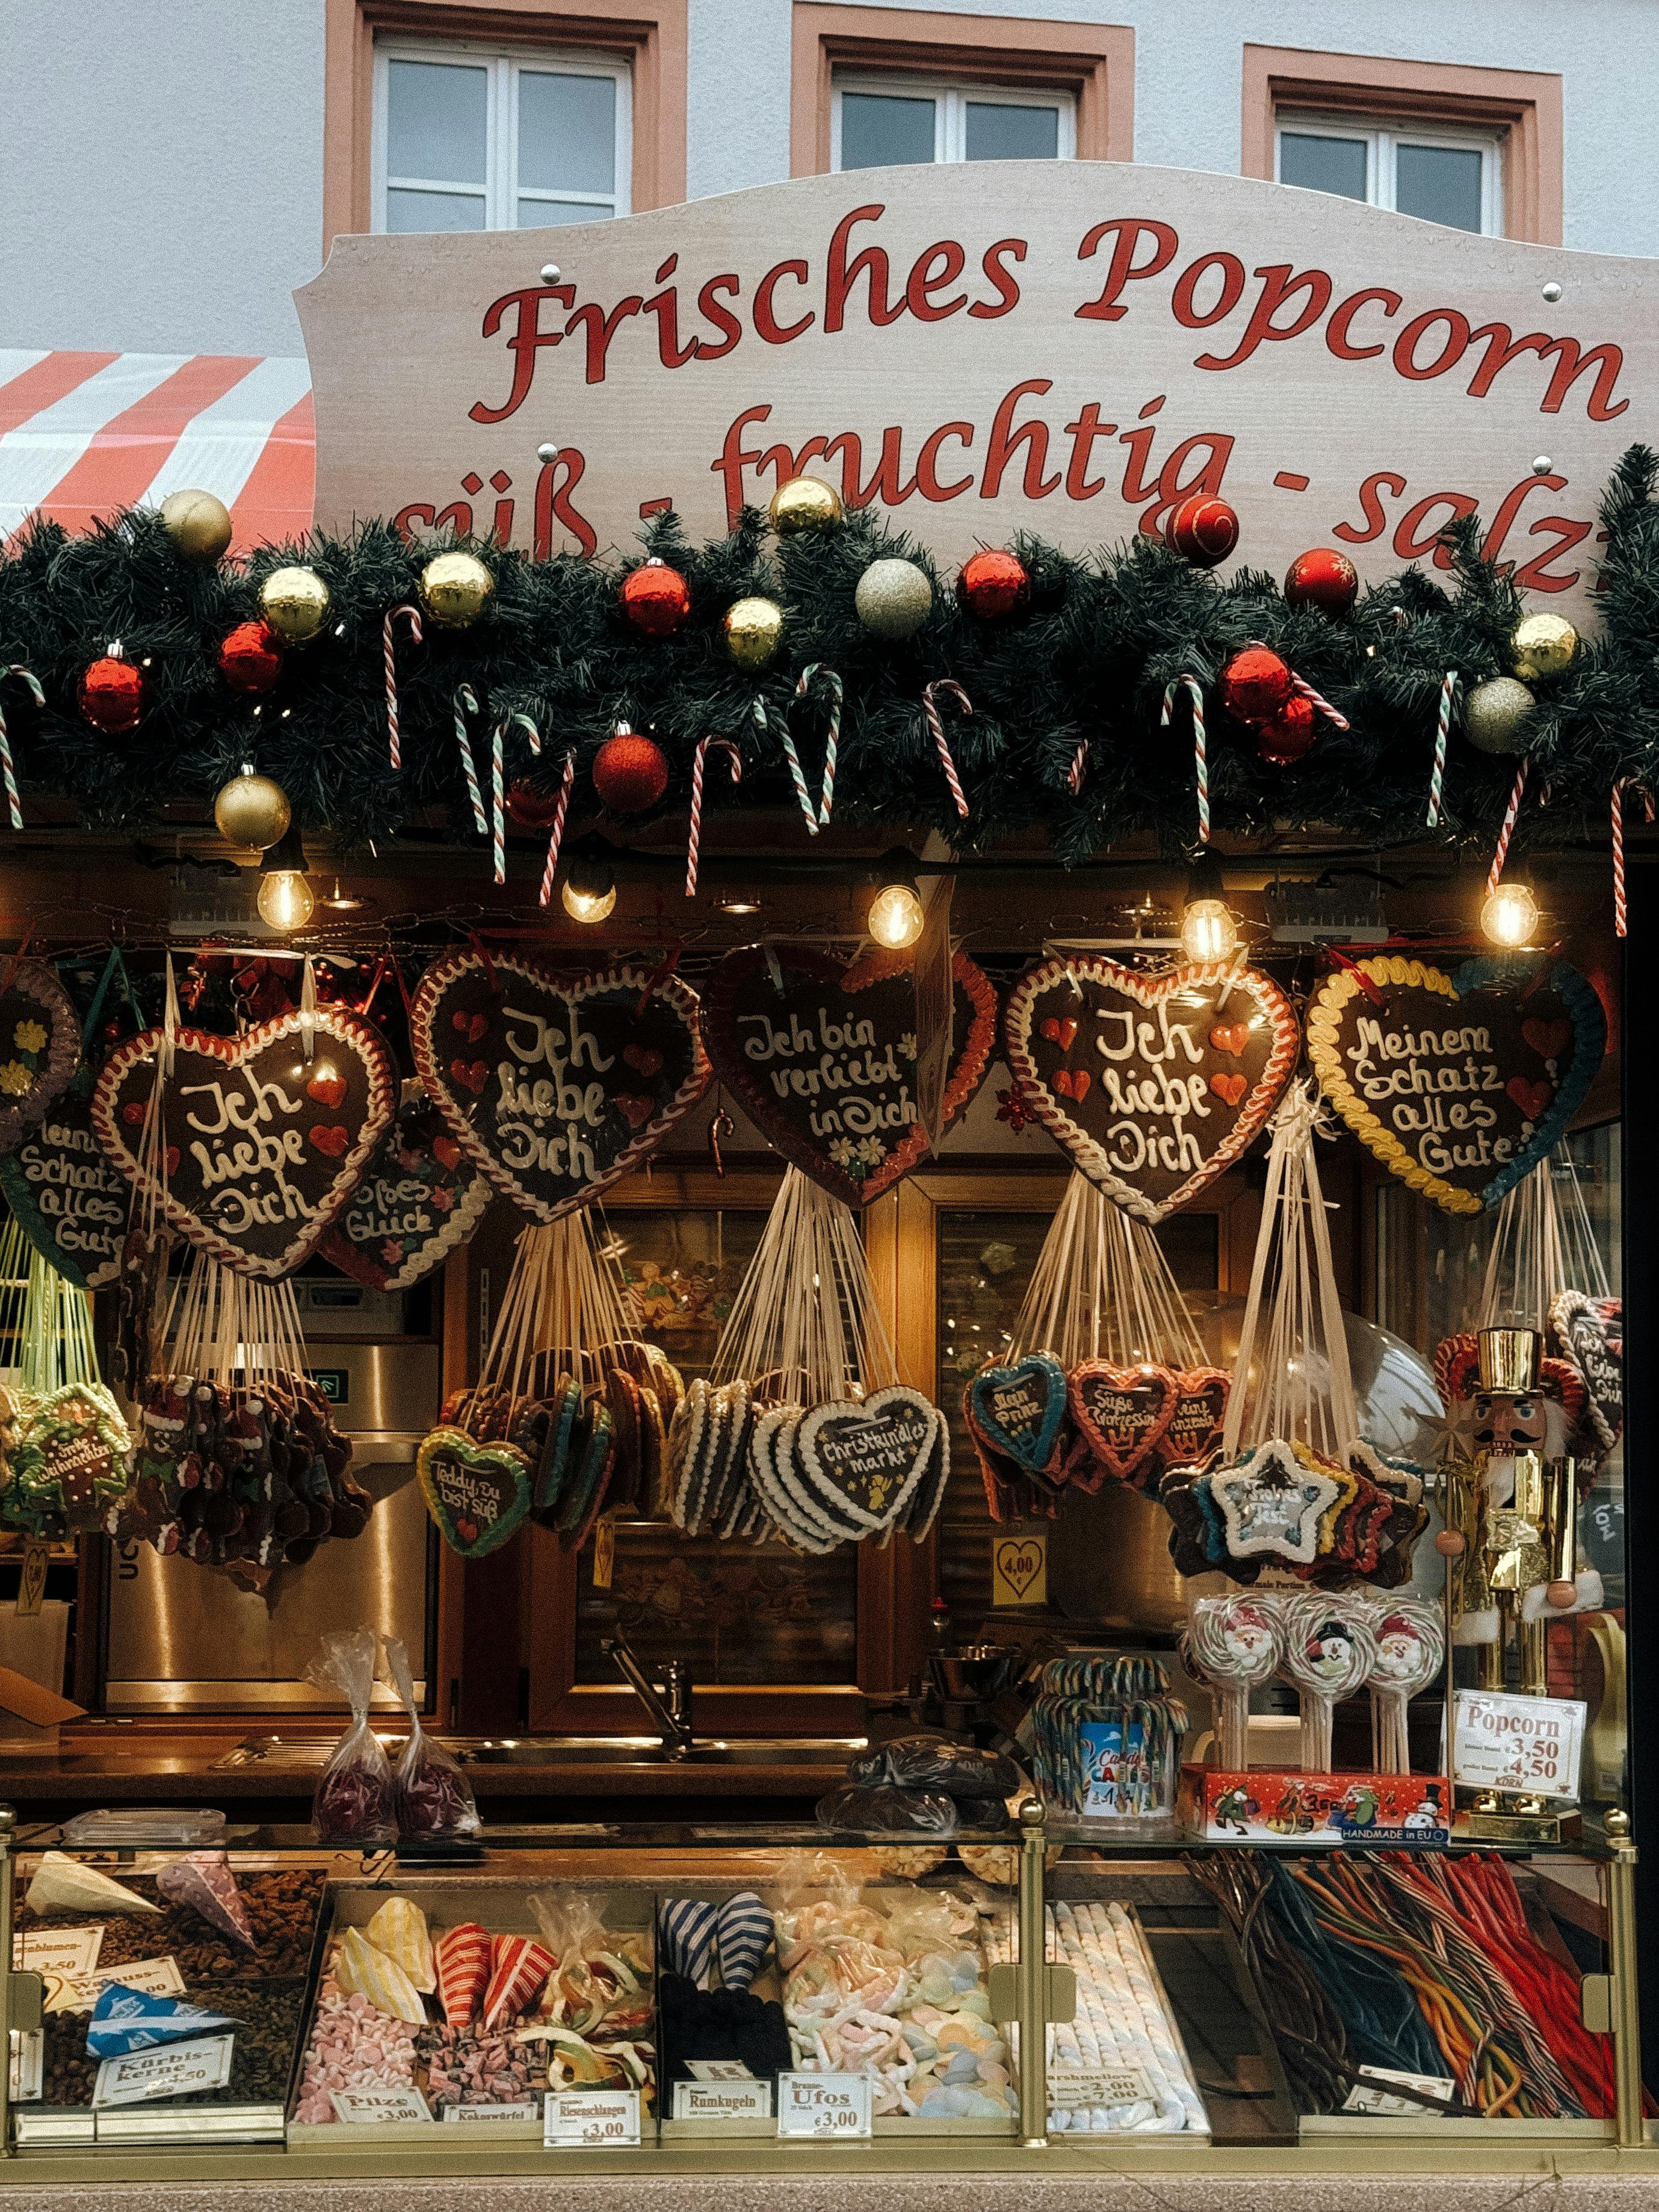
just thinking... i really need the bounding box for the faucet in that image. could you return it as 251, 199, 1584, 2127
601, 1631, 695, 1759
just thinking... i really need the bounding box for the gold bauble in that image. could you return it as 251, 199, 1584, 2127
1512, 611, 1578, 681
769, 474, 843, 534
419, 550, 495, 628
159, 487, 232, 565
723, 595, 784, 671
854, 557, 933, 639
213, 767, 291, 852
1464, 675, 1535, 755
259, 565, 331, 644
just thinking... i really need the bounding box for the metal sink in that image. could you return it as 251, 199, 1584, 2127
213, 1733, 863, 1771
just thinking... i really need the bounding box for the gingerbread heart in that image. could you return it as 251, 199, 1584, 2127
1003, 956, 1298, 1222
1306, 955, 1604, 1215
795, 1387, 941, 1536
1067, 1362, 1176, 1484
0, 1080, 128, 1290
91, 1008, 395, 1278
967, 1354, 1067, 1474
321, 1098, 492, 1292
700, 943, 996, 1207
410, 953, 709, 1223
1549, 1290, 1622, 1455
1159, 1367, 1232, 1469
416, 1425, 530, 1557
0, 961, 79, 1158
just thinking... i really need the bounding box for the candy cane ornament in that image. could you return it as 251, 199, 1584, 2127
452, 683, 487, 836
795, 664, 843, 825
1486, 756, 1531, 898
382, 603, 422, 771
537, 749, 577, 908
1161, 675, 1208, 844
1613, 778, 1654, 938
0, 666, 43, 831
920, 679, 972, 819
685, 737, 743, 897
1426, 671, 1459, 829
762, 697, 819, 837
1068, 740, 1089, 796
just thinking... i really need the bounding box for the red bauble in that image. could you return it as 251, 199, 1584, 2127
1220, 645, 1293, 724
78, 654, 144, 735
505, 779, 564, 831
957, 548, 1030, 620
1164, 495, 1238, 568
1284, 546, 1359, 614
592, 726, 669, 812
620, 557, 691, 638
217, 618, 283, 695
1254, 693, 1318, 766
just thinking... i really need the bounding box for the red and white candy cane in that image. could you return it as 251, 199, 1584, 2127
920, 679, 971, 819
1486, 755, 1531, 897
382, 603, 422, 770
537, 749, 578, 908
1613, 778, 1655, 938
795, 664, 842, 825
453, 684, 487, 836
1288, 671, 1350, 731
1426, 671, 1459, 829
685, 737, 744, 898
1161, 675, 1208, 844
0, 666, 43, 831
1067, 740, 1089, 796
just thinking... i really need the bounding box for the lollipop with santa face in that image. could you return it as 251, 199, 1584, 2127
1367, 1603, 1444, 1774
1186, 1595, 1284, 1771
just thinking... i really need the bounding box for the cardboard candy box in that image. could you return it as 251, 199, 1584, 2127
1181, 1765, 1450, 1844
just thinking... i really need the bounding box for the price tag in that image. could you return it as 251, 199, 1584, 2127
16, 1927, 103, 1979
16, 1537, 48, 1617
1049, 2063, 1156, 2111
1451, 1689, 1586, 1802
776, 2072, 873, 2139
673, 2078, 773, 2121
443, 2101, 539, 2124
592, 1520, 614, 1590
9, 2030, 42, 2102
94, 2033, 235, 2108
1342, 2066, 1457, 2116
544, 2089, 641, 2148
330, 2086, 433, 2125
686, 2060, 756, 2081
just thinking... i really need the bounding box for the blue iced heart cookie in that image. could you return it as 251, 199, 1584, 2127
968, 1353, 1067, 1473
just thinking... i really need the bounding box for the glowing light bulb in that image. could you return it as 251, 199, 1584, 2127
256, 870, 314, 931
561, 876, 616, 924
1179, 896, 1237, 964
869, 881, 924, 949
1481, 880, 1539, 949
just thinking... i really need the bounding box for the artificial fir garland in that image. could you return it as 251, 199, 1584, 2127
2, 448, 1658, 863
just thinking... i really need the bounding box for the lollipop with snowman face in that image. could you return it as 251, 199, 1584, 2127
1279, 1595, 1378, 1773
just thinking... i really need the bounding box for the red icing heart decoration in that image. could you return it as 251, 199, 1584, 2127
1067, 1362, 1176, 1485
1003, 956, 1298, 1224
91, 1008, 395, 1279
701, 943, 996, 1208
1040, 1017, 1078, 1051
1507, 1077, 1551, 1121
1522, 1017, 1572, 1062
433, 1135, 462, 1171
306, 1073, 348, 1109
412, 953, 709, 1222
622, 1044, 664, 1077
1210, 1023, 1250, 1056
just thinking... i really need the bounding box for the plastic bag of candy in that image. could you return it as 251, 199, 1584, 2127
307, 1626, 396, 1846
382, 1632, 478, 1842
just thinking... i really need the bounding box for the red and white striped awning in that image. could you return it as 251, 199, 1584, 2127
0, 350, 315, 553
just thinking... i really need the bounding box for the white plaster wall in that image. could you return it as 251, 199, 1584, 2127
0, 0, 326, 355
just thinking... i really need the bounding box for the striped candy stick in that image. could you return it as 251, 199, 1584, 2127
1161, 675, 1208, 844
1486, 755, 1531, 897
762, 696, 819, 836
489, 719, 505, 882
382, 603, 422, 770
1426, 671, 1459, 828
685, 736, 743, 897
1068, 740, 1089, 796
795, 663, 842, 825
1612, 778, 1654, 938
920, 678, 972, 818
453, 683, 487, 835
0, 666, 43, 831
537, 748, 577, 907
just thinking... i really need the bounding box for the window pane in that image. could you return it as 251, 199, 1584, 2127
1279, 129, 1368, 200
839, 90, 936, 169
386, 59, 487, 185
1395, 141, 1484, 232
517, 69, 616, 195
386, 187, 486, 233
518, 197, 613, 226
965, 101, 1060, 160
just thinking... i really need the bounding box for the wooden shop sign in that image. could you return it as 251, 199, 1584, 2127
1306, 955, 1605, 1214
702, 943, 995, 1206
1003, 955, 1299, 1221
298, 164, 1659, 621
409, 952, 708, 1221
91, 1009, 397, 1277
